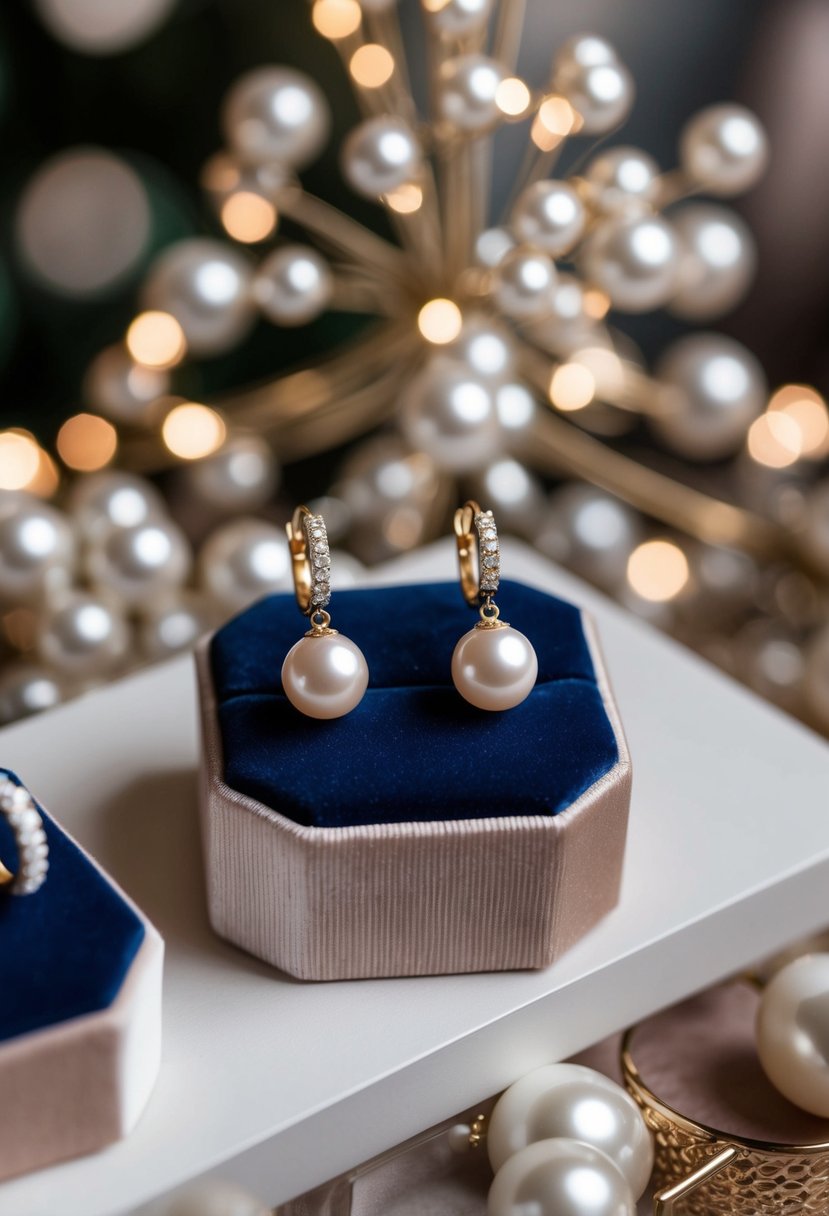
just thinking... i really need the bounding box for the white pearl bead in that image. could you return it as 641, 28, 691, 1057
400, 358, 501, 473
426, 0, 493, 37
85, 519, 191, 609
38, 592, 130, 678
652, 333, 766, 460
554, 34, 618, 72
0, 664, 65, 724
337, 437, 443, 563
83, 343, 168, 427
450, 315, 516, 380
0, 494, 75, 603
452, 624, 537, 711
68, 471, 167, 540
254, 244, 333, 326
581, 215, 678, 312
511, 181, 586, 257
494, 247, 557, 320
487, 1063, 653, 1198
281, 633, 368, 720
757, 953, 829, 1117
438, 54, 505, 133
139, 594, 214, 661
135, 1177, 270, 1216
680, 104, 768, 196
475, 227, 515, 269
670, 203, 756, 321
552, 49, 634, 135
180, 434, 279, 513
142, 238, 255, 357
222, 66, 330, 169
199, 518, 292, 613
470, 460, 545, 533
488, 1138, 635, 1216
584, 147, 660, 216
342, 116, 422, 198
539, 485, 643, 592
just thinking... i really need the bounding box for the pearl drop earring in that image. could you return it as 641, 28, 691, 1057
451, 501, 538, 711
281, 506, 369, 720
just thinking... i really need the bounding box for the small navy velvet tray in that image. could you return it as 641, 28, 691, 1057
0, 771, 145, 1043
210, 580, 619, 830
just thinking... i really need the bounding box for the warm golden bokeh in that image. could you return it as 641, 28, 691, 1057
549, 363, 596, 411
57, 413, 118, 472
350, 44, 395, 88
0, 430, 42, 491
162, 403, 227, 460
417, 298, 463, 345
531, 96, 579, 150
627, 540, 690, 603
384, 183, 424, 214
312, 0, 361, 39
495, 77, 532, 118
747, 412, 802, 469
768, 384, 829, 459
127, 311, 187, 370
220, 192, 277, 243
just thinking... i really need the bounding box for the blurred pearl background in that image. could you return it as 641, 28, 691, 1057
0, 0, 827, 740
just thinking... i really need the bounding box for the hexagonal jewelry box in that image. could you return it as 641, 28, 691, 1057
196, 581, 631, 980
0, 771, 163, 1182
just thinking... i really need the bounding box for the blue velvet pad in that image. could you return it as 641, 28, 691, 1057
0, 771, 145, 1043
211, 580, 619, 828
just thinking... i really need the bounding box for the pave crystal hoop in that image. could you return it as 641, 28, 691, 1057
281, 506, 369, 719
450, 501, 538, 712
0, 777, 49, 896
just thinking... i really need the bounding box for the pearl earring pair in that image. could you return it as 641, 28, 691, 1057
280, 502, 538, 719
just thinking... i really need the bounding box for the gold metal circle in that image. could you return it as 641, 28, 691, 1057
286, 504, 314, 615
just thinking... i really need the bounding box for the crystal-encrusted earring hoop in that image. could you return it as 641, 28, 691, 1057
451, 501, 538, 711
281, 506, 368, 719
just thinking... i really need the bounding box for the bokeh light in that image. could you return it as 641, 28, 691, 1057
162, 403, 227, 460
127, 311, 187, 370
220, 192, 278, 243
0, 431, 42, 491
627, 540, 690, 602
350, 45, 395, 89
312, 0, 361, 39
549, 363, 596, 411
417, 299, 463, 345
57, 414, 118, 472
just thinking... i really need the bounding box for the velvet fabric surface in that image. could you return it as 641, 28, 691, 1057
0, 771, 145, 1043
210, 580, 619, 828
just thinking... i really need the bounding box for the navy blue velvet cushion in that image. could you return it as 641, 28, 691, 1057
211, 580, 619, 828
0, 771, 145, 1043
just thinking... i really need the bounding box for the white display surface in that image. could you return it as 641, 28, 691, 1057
1, 541, 828, 1216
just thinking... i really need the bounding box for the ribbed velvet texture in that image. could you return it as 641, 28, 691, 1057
0, 771, 145, 1043
211, 581, 619, 828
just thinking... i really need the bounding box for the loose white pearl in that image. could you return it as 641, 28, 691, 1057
0, 494, 75, 603
68, 471, 167, 540
511, 181, 586, 257
652, 333, 766, 461
539, 484, 643, 592
138, 594, 214, 661
488, 1063, 653, 1198
452, 624, 537, 711
199, 518, 291, 613
85, 519, 191, 609
584, 147, 660, 217
757, 953, 829, 1117
281, 633, 368, 720
254, 244, 333, 326
341, 116, 422, 198
680, 104, 768, 196
142, 238, 255, 357
581, 215, 678, 313
0, 663, 65, 724
670, 203, 756, 321
438, 53, 505, 133
222, 66, 330, 169
494, 246, 557, 320
38, 592, 130, 678
400, 357, 501, 473
449, 315, 516, 380
488, 1138, 635, 1216
426, 0, 493, 37
180, 434, 279, 513
337, 437, 443, 563
83, 343, 168, 427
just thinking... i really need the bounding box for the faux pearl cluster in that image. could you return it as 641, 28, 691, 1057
0, 777, 49, 896
485, 1063, 654, 1216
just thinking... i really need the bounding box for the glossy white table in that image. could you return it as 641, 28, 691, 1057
1, 541, 828, 1216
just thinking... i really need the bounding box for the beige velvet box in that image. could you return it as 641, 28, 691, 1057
195, 581, 632, 981
0, 782, 163, 1183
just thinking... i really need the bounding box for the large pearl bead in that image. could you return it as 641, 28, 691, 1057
254, 244, 332, 326
38, 592, 130, 678
199, 518, 291, 613
0, 663, 65, 725
142, 238, 255, 357
400, 358, 500, 473
341, 116, 421, 198
494, 247, 557, 320
670, 203, 756, 321
68, 471, 166, 540
438, 54, 505, 133
680, 104, 768, 196
85, 519, 191, 609
584, 147, 660, 217
488, 1138, 635, 1216
180, 434, 279, 514
511, 181, 586, 257
138, 594, 214, 661
426, 0, 493, 36
0, 495, 75, 603
756, 954, 829, 1117
487, 1063, 653, 1198
450, 314, 516, 380
452, 624, 537, 711
651, 333, 766, 461
581, 215, 678, 313
552, 52, 634, 135
221, 66, 330, 169
83, 343, 168, 427
281, 634, 368, 720
539, 484, 643, 592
